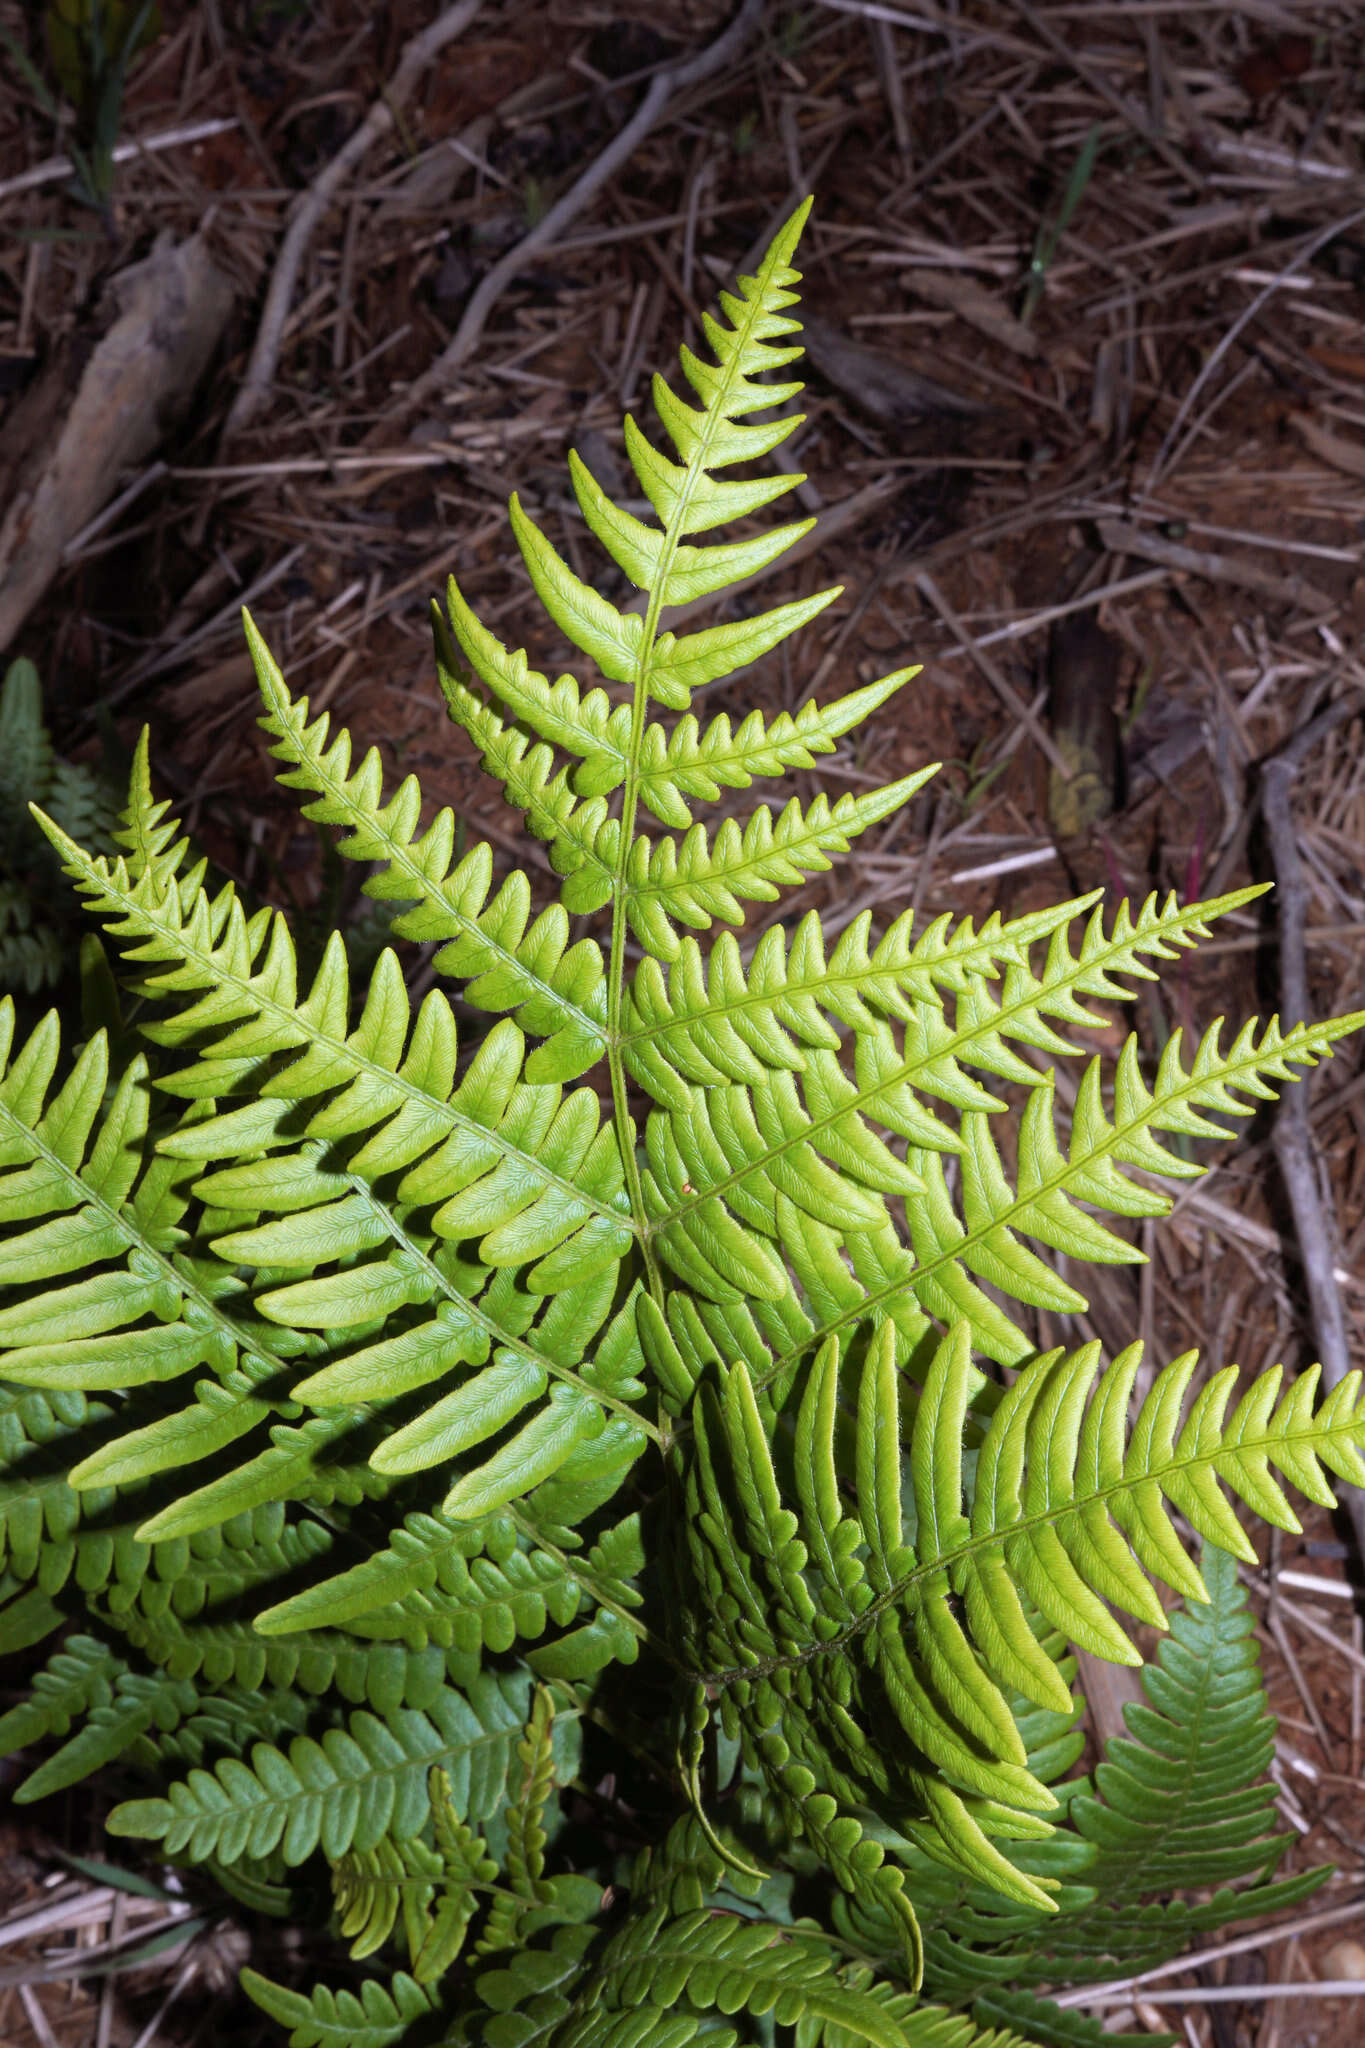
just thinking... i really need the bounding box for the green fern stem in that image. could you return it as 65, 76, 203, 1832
606, 666, 660, 1306
604, 199, 818, 1315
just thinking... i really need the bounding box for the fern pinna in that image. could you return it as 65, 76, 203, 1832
0, 201, 1361, 2048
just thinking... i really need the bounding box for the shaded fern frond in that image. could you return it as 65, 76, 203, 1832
0, 1631, 124, 1756
242, 1968, 439, 2048
109, 1667, 539, 1865
550, 1906, 1038, 2048
255, 1498, 647, 1685
0, 657, 120, 993
970, 1991, 1164, 2048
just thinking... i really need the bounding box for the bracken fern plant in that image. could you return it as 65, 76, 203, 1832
2, 201, 1364, 2048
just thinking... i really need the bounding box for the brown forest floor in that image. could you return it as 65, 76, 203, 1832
4, 1, 1365, 2044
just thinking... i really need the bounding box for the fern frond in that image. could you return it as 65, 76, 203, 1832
109, 1668, 539, 1865
249, 619, 610, 1084
0, 659, 55, 831
971, 1991, 1165, 2048
0, 1000, 323, 1499
682, 1321, 1365, 1907
160, 1675, 316, 1771
646, 1000, 1363, 1372
554, 1905, 1009, 2048
242, 1968, 440, 2048
333, 1768, 497, 1974
632, 671, 914, 828
0, 1381, 115, 1585
1, 197, 1360, 2048
19, 818, 650, 1511
0, 886, 67, 994
922, 1547, 1324, 2000
14, 1664, 199, 1802
0, 1631, 124, 1756
438, 649, 933, 956
476, 1686, 557, 1954
441, 573, 890, 828
614, 775, 936, 960
134, 1409, 395, 1541
625, 886, 1263, 1104
255, 1498, 647, 1680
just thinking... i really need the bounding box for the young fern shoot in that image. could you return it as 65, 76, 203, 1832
0, 199, 1362, 2048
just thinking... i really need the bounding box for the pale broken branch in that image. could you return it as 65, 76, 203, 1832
397, 0, 765, 408
221, 0, 483, 442
1262, 693, 1365, 1563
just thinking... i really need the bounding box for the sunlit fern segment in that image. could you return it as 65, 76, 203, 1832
681, 1320, 1365, 1906
427, 205, 937, 1315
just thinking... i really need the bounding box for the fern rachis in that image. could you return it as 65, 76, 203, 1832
0, 199, 1361, 2048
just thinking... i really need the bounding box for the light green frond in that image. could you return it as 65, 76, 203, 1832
241, 1969, 439, 2048
682, 1322, 1365, 1909
0, 1006, 318, 1499
16, 824, 648, 1511
890, 1007, 1364, 1366
567, 452, 813, 612
625, 887, 1264, 1104
248, 614, 609, 1084
632, 667, 911, 828
637, 592, 851, 722
441, 652, 931, 953
509, 493, 646, 689
476, 1685, 560, 1955
498, 203, 816, 713
134, 1408, 394, 1541
616, 773, 937, 961
438, 581, 899, 831
667, 1000, 1365, 1372
436, 657, 618, 912
439, 578, 633, 793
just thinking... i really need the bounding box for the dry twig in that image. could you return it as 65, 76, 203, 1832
220, 0, 483, 441
395, 0, 765, 408
1262, 694, 1365, 1563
